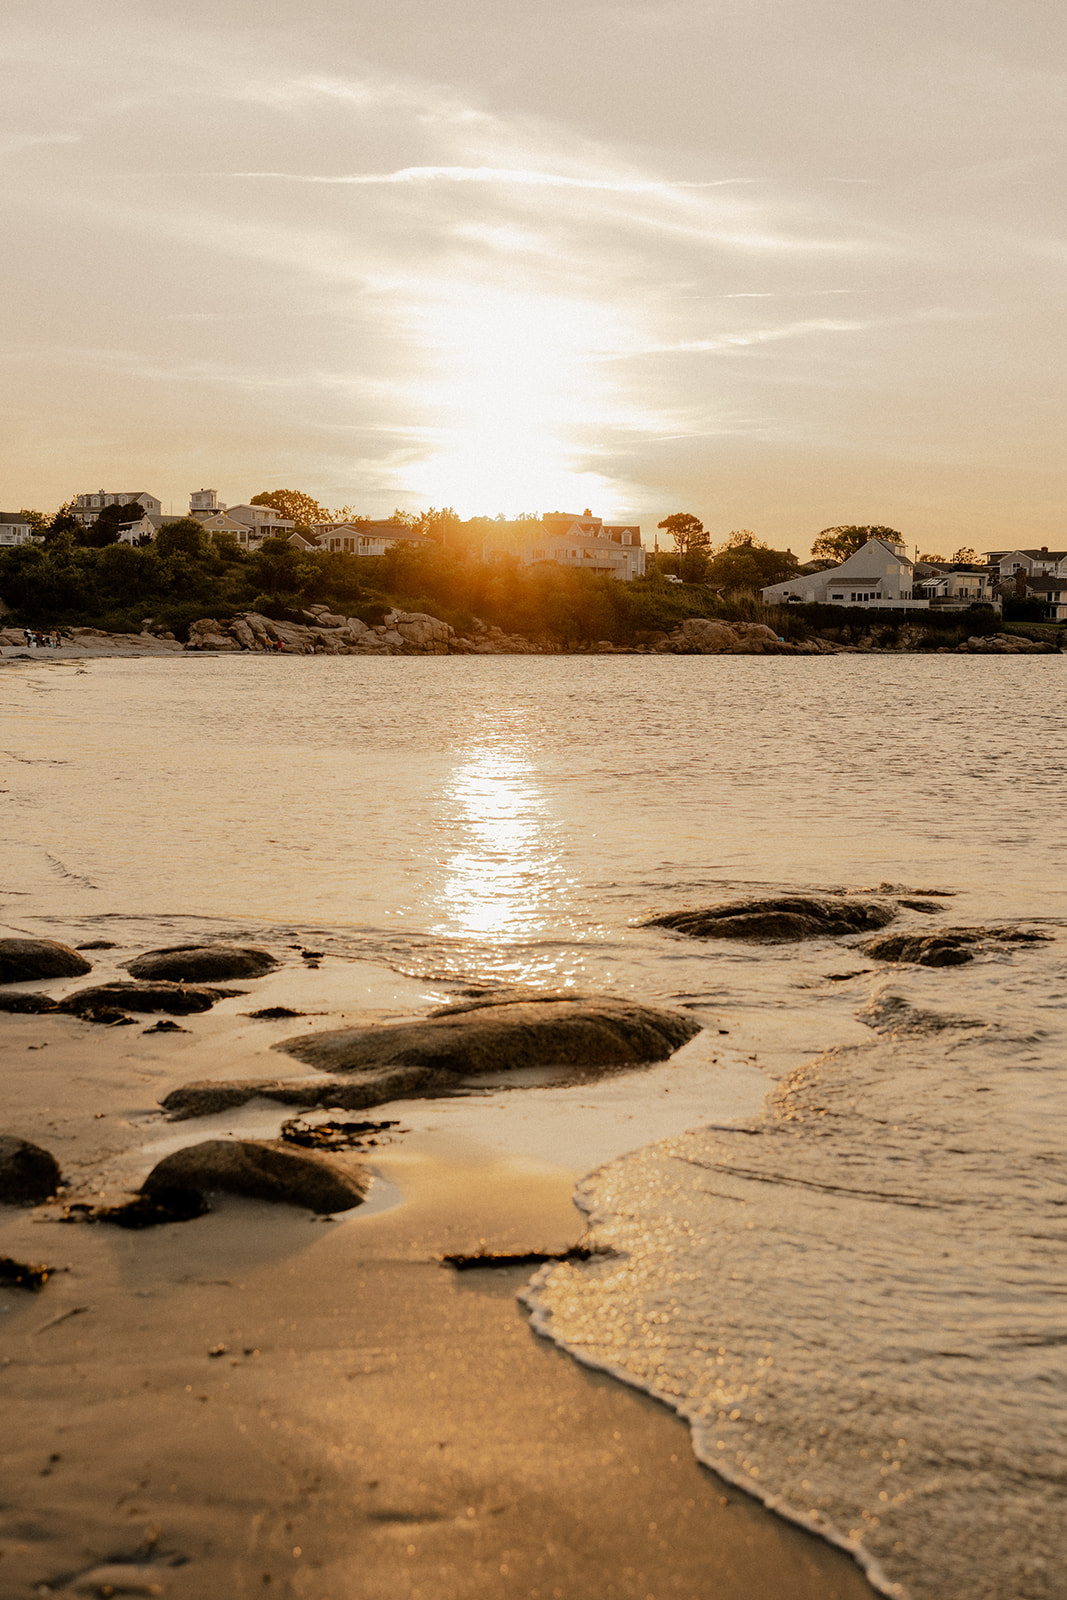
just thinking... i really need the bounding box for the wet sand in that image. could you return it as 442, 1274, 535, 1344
1, 960, 877, 1600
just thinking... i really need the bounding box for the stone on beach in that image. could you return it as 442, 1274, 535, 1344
0, 990, 60, 1013
141, 1138, 369, 1212
0, 936, 92, 984
277, 995, 702, 1077
59, 981, 235, 1016
161, 1067, 454, 1120
863, 926, 1051, 966
125, 943, 278, 982
646, 894, 896, 943
0, 1134, 62, 1204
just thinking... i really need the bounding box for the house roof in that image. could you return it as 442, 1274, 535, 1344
0, 512, 30, 524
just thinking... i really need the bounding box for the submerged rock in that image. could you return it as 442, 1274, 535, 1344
0, 937, 92, 984
125, 943, 278, 982
0, 1135, 62, 1204
646, 895, 896, 943
863, 927, 1051, 967
141, 1138, 369, 1212
277, 995, 701, 1077
58, 982, 236, 1016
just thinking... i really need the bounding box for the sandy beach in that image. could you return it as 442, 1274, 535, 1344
1, 952, 878, 1600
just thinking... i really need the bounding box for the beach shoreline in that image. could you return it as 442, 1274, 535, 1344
1, 950, 878, 1600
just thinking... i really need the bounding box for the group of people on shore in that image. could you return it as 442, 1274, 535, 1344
21, 629, 62, 649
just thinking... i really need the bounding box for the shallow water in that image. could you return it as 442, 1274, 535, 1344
2, 652, 1065, 1598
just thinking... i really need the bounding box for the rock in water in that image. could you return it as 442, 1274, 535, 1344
645, 895, 896, 943
0, 1135, 62, 1203
58, 982, 234, 1016
126, 944, 278, 981
0, 937, 92, 984
863, 927, 1051, 967
141, 1139, 369, 1212
277, 995, 701, 1076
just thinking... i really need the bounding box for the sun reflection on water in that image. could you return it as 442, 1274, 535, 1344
438, 742, 560, 939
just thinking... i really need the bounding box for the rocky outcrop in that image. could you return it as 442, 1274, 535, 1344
863, 927, 1052, 966
646, 894, 897, 942
958, 633, 1057, 654
125, 944, 277, 982
0, 937, 92, 984
141, 1138, 369, 1212
277, 995, 701, 1077
655, 618, 787, 654
185, 607, 482, 656
59, 981, 237, 1016
0, 1135, 62, 1204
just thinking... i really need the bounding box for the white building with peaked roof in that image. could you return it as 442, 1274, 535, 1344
984, 546, 1067, 582
0, 512, 38, 547
762, 535, 927, 609
73, 490, 162, 527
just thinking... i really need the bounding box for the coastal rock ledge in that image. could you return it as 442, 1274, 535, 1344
646, 894, 897, 942
182, 609, 800, 656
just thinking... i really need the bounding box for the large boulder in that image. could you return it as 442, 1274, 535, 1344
125, 944, 278, 982
0, 1135, 62, 1204
277, 995, 701, 1078
59, 981, 234, 1016
0, 937, 92, 984
141, 1139, 369, 1212
863, 926, 1051, 967
646, 895, 896, 943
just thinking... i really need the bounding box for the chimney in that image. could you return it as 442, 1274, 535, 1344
1040, 546, 1049, 554
1015, 568, 1028, 597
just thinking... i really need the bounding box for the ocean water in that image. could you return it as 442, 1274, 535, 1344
2, 652, 1065, 1598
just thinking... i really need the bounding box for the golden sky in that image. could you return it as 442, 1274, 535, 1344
2, 0, 1065, 556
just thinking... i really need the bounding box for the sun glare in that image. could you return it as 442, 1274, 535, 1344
405, 285, 621, 514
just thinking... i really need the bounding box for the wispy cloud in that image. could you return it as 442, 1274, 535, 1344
223, 165, 756, 198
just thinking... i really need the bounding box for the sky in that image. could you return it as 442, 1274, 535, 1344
1, 0, 1065, 558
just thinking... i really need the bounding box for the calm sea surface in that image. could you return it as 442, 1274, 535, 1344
3, 653, 1066, 1598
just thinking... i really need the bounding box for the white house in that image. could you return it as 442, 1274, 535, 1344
984, 546, 1067, 582
913, 565, 998, 610
223, 503, 296, 536
521, 513, 645, 579
0, 512, 38, 547
309, 521, 436, 556
762, 535, 927, 609
73, 490, 162, 527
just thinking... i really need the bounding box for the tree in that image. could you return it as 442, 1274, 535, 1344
810, 525, 904, 562
19, 508, 50, 538
950, 546, 978, 564
156, 519, 208, 561
416, 506, 461, 544
917, 551, 946, 564
250, 490, 326, 532
657, 512, 709, 556
329, 505, 369, 526
83, 499, 145, 548
46, 500, 81, 540
705, 531, 799, 591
